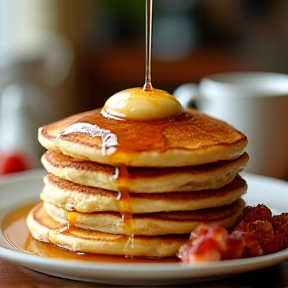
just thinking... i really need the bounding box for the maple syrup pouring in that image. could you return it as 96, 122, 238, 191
143, 0, 153, 92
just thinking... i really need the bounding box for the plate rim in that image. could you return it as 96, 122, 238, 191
0, 170, 288, 284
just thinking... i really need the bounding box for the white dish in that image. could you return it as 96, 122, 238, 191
0, 170, 288, 286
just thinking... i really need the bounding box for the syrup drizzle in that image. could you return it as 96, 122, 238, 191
54, 122, 135, 254
56, 122, 118, 155
143, 0, 153, 92
113, 165, 134, 253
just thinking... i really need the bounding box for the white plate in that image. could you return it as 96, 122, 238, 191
0, 170, 288, 286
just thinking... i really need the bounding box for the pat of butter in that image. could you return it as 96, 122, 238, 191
101, 87, 183, 120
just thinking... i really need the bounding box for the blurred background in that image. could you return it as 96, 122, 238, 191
1, 0, 288, 174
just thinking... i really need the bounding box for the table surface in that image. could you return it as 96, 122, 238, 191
1, 258, 288, 288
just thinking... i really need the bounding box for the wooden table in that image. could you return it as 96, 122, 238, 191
2, 257, 288, 287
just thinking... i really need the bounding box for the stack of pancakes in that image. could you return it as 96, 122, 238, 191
27, 108, 248, 258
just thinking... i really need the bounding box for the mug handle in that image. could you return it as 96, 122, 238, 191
173, 83, 200, 109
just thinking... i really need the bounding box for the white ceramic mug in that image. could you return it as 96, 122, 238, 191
173, 72, 288, 180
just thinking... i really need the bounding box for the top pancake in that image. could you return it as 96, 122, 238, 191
38, 108, 247, 167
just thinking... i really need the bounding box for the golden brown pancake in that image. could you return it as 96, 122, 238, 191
27, 203, 187, 258
38, 108, 247, 167
41, 174, 247, 213
27, 199, 244, 257
41, 150, 249, 192
43, 199, 245, 236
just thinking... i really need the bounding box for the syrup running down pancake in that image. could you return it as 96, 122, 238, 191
27, 199, 245, 257
41, 173, 247, 214
38, 108, 247, 167
41, 150, 249, 193
42, 199, 245, 236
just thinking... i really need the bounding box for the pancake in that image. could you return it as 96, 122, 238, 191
31, 104, 249, 258
38, 108, 247, 167
27, 203, 188, 258
41, 150, 249, 193
43, 199, 245, 236
27, 199, 244, 257
41, 174, 247, 213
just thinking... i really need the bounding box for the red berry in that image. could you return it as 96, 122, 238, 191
0, 153, 29, 174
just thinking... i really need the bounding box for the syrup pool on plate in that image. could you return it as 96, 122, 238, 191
2, 204, 177, 263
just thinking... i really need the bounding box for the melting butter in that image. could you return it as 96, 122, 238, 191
101, 87, 183, 121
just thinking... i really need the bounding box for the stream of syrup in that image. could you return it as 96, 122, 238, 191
143, 0, 153, 92
101, 0, 182, 121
